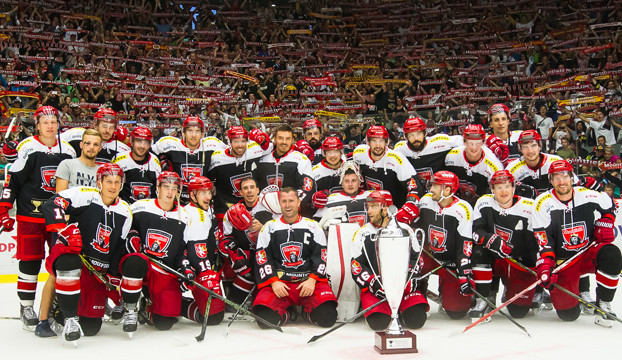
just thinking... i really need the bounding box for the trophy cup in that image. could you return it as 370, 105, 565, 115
374, 205, 418, 354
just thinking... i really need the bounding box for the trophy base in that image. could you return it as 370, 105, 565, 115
374, 331, 418, 355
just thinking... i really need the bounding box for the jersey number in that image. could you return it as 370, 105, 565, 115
259, 265, 273, 279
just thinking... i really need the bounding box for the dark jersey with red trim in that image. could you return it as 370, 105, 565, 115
311, 160, 343, 194
254, 216, 328, 287
183, 203, 219, 273
352, 145, 422, 207
0, 135, 76, 222
223, 200, 278, 252
60, 127, 130, 163
394, 134, 462, 188
351, 221, 420, 291
42, 187, 132, 276
444, 146, 503, 205
488, 131, 523, 162
532, 187, 615, 261
318, 190, 372, 226
208, 141, 264, 214
60, 127, 86, 157
506, 153, 579, 194
112, 151, 162, 204
418, 194, 474, 276
473, 194, 538, 266
130, 199, 194, 269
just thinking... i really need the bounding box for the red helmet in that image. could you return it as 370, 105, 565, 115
366, 125, 389, 141
403, 117, 427, 134
187, 176, 213, 193
488, 103, 510, 118
490, 170, 515, 187
157, 171, 182, 187
182, 116, 204, 130
303, 118, 322, 131
548, 160, 573, 181
462, 124, 486, 141
227, 126, 248, 140
94, 108, 118, 124
130, 126, 153, 141
226, 203, 253, 231
34, 105, 59, 125
321, 136, 343, 151
430, 171, 459, 193
366, 190, 393, 207
518, 129, 542, 144
96, 163, 125, 183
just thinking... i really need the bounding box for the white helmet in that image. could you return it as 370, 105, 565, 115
339, 160, 363, 185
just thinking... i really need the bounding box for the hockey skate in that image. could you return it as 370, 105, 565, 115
469, 297, 491, 324
580, 291, 596, 315
20, 304, 38, 330
594, 300, 615, 328
35, 319, 57, 338
531, 290, 553, 314
111, 303, 127, 324
63, 316, 83, 344
123, 309, 138, 336
137, 296, 153, 326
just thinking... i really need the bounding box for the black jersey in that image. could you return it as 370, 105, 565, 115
43, 187, 132, 276
0, 135, 75, 222
223, 200, 279, 252
60, 126, 129, 163
444, 146, 503, 205
112, 151, 162, 204
254, 216, 328, 287
506, 153, 578, 194
311, 160, 343, 194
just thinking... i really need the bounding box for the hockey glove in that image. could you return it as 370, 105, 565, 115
536, 256, 557, 290
485, 234, 513, 259
0, 206, 15, 232
594, 214, 616, 244
2, 140, 18, 163
396, 202, 420, 224
294, 140, 314, 162
312, 190, 329, 209
179, 258, 195, 292
368, 275, 385, 299
485, 135, 509, 164
249, 129, 270, 151
230, 248, 252, 276
127, 229, 142, 253
458, 275, 476, 296
580, 176, 601, 191
217, 237, 232, 258
58, 223, 82, 254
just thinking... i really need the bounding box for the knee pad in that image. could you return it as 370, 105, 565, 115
309, 302, 337, 328
121, 256, 148, 278
507, 304, 530, 319
206, 311, 224, 326
556, 305, 580, 322
152, 314, 178, 330
55, 254, 82, 272
19, 260, 42, 275
597, 245, 622, 275
401, 303, 428, 329
79, 316, 102, 336
252, 305, 282, 329
366, 312, 391, 331
446, 310, 467, 320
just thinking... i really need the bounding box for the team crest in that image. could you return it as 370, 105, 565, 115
348, 211, 367, 227
428, 225, 448, 253
230, 172, 251, 197
280, 241, 304, 268
145, 229, 173, 257
561, 222, 587, 251
40, 165, 57, 192
365, 177, 383, 191
321, 249, 327, 262
131, 182, 152, 201
256, 249, 267, 265
245, 229, 259, 246
534, 231, 548, 247
416, 167, 434, 182
494, 224, 513, 244
267, 174, 284, 188
351, 260, 362, 275
194, 243, 208, 259
463, 240, 473, 257
54, 196, 70, 210
303, 177, 313, 192
181, 164, 203, 182
92, 223, 112, 254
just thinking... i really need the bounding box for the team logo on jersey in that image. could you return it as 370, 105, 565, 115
459, 180, 477, 202
365, 177, 383, 191
195, 243, 208, 259
348, 211, 367, 227
230, 172, 252, 197
428, 225, 447, 253
303, 177, 313, 192
351, 260, 362, 275
181, 164, 203, 182
561, 222, 587, 251
256, 249, 267, 265
145, 229, 173, 257
534, 231, 548, 246
92, 223, 112, 254
321, 248, 327, 262
40, 165, 57, 192
494, 224, 513, 244
245, 229, 259, 246
463, 240, 473, 257
416, 167, 434, 182
267, 174, 284, 188
131, 182, 152, 201
54, 196, 69, 210
407, 178, 418, 192
280, 241, 304, 268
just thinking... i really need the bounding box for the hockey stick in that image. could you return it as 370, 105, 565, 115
307, 263, 442, 344
225, 284, 257, 336
506, 255, 622, 325
463, 242, 596, 333
423, 250, 531, 337
195, 295, 212, 342
144, 255, 282, 333
79, 254, 116, 291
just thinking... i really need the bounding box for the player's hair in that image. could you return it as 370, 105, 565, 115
239, 176, 257, 188
274, 124, 294, 136
82, 128, 102, 141
279, 186, 298, 198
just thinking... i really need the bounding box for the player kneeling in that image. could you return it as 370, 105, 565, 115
351, 191, 427, 330
252, 187, 338, 328
41, 164, 132, 343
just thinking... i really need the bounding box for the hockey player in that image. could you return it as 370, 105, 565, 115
254, 124, 316, 214
445, 124, 503, 205
119, 172, 195, 331
352, 125, 422, 221
533, 160, 622, 326
302, 118, 325, 165
311, 137, 345, 219
322, 160, 372, 227
418, 171, 475, 319
151, 116, 225, 203
351, 190, 428, 330
394, 117, 462, 188
469, 170, 538, 321
208, 126, 265, 224
252, 187, 338, 328
112, 127, 162, 204
486, 103, 520, 163
0, 105, 76, 329
180, 176, 225, 326
41, 163, 132, 342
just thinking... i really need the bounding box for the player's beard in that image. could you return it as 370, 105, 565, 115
409, 140, 425, 152
308, 138, 320, 150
